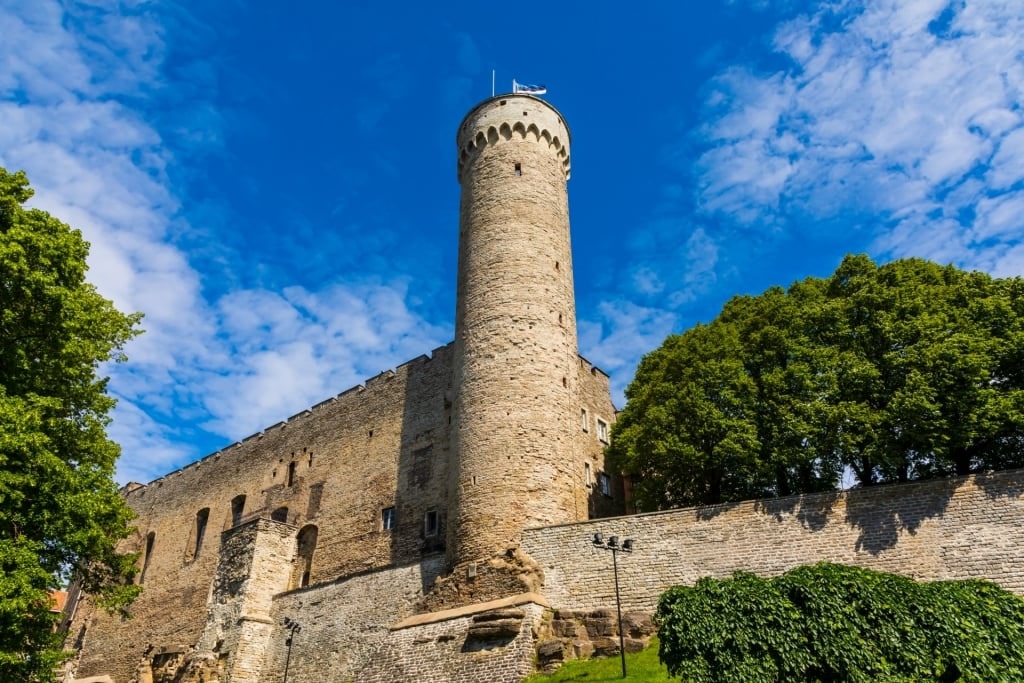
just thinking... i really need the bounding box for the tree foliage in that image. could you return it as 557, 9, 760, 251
609, 255, 1024, 509
656, 563, 1024, 683
0, 167, 142, 681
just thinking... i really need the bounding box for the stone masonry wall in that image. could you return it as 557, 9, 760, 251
356, 602, 547, 683
258, 556, 446, 683
523, 468, 1024, 614
64, 345, 455, 683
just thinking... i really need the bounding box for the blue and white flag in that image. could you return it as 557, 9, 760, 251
513, 79, 547, 95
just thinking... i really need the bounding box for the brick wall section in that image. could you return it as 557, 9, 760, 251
258, 557, 445, 682
575, 357, 623, 519
355, 602, 546, 683
64, 346, 456, 683
204, 519, 295, 683
522, 469, 1024, 614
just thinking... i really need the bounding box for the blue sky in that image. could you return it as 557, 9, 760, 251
2, 0, 1022, 484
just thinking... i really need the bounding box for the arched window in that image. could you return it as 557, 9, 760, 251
140, 532, 155, 584
231, 495, 246, 527
271, 506, 289, 523
193, 508, 210, 558
293, 525, 318, 588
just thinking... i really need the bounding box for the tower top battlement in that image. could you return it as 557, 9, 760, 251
456, 94, 571, 182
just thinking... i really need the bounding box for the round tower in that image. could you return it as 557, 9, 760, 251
449, 94, 579, 568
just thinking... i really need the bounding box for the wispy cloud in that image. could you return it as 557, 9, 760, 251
1, 1, 449, 483
695, 0, 1024, 275
579, 301, 678, 406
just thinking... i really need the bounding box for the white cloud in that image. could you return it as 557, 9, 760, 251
0, 1, 449, 483
579, 301, 678, 406
695, 0, 1024, 274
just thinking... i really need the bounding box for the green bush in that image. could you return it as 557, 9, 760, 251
656, 563, 1024, 682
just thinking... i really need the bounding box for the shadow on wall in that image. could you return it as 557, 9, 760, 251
844, 478, 959, 554
749, 476, 966, 555
755, 492, 842, 533
976, 470, 1024, 500
394, 349, 453, 596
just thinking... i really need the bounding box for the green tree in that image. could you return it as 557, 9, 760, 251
0, 167, 142, 681
656, 563, 1024, 682
610, 254, 1024, 508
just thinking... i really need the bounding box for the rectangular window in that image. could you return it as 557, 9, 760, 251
514, 162, 522, 176
580, 408, 589, 432
585, 462, 593, 487
381, 506, 396, 531
599, 472, 611, 497
424, 510, 439, 537
596, 418, 609, 443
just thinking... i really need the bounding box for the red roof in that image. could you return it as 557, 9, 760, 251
49, 590, 68, 613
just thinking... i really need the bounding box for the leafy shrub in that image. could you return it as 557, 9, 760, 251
656, 563, 1024, 682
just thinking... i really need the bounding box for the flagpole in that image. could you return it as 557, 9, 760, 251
492, 70, 495, 97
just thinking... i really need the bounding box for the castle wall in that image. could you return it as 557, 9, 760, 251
523, 468, 1024, 614
66, 345, 455, 683
260, 557, 446, 682
355, 602, 547, 683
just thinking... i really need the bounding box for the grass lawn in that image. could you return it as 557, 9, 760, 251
523, 637, 673, 681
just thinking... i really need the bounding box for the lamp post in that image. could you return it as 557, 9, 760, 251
282, 617, 301, 683
592, 532, 634, 678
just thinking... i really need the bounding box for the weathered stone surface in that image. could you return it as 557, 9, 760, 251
623, 637, 647, 654
621, 611, 656, 638
468, 619, 523, 641
536, 638, 563, 658
582, 611, 617, 638
591, 636, 621, 657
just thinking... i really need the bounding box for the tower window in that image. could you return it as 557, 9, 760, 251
287, 461, 296, 487
295, 525, 318, 589
231, 495, 246, 527
193, 508, 210, 558
381, 507, 396, 531
581, 408, 589, 432
424, 510, 439, 537
599, 472, 612, 497
585, 462, 593, 487
597, 418, 609, 444
514, 163, 521, 176
140, 532, 155, 584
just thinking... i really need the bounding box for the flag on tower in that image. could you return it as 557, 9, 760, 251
513, 79, 547, 95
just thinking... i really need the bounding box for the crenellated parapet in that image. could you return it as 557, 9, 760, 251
456, 95, 571, 182
125, 342, 455, 496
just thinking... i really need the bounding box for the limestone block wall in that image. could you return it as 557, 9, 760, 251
356, 602, 547, 683
523, 468, 1024, 614
200, 519, 296, 683
64, 346, 455, 683
574, 356, 623, 520
258, 557, 446, 683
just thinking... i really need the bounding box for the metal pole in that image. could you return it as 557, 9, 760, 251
283, 621, 300, 683
283, 635, 293, 683
613, 548, 626, 678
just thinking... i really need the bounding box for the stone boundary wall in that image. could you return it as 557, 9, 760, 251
356, 602, 546, 683
258, 556, 446, 683
523, 468, 1024, 614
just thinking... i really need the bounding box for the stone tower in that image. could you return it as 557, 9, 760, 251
449, 94, 579, 569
